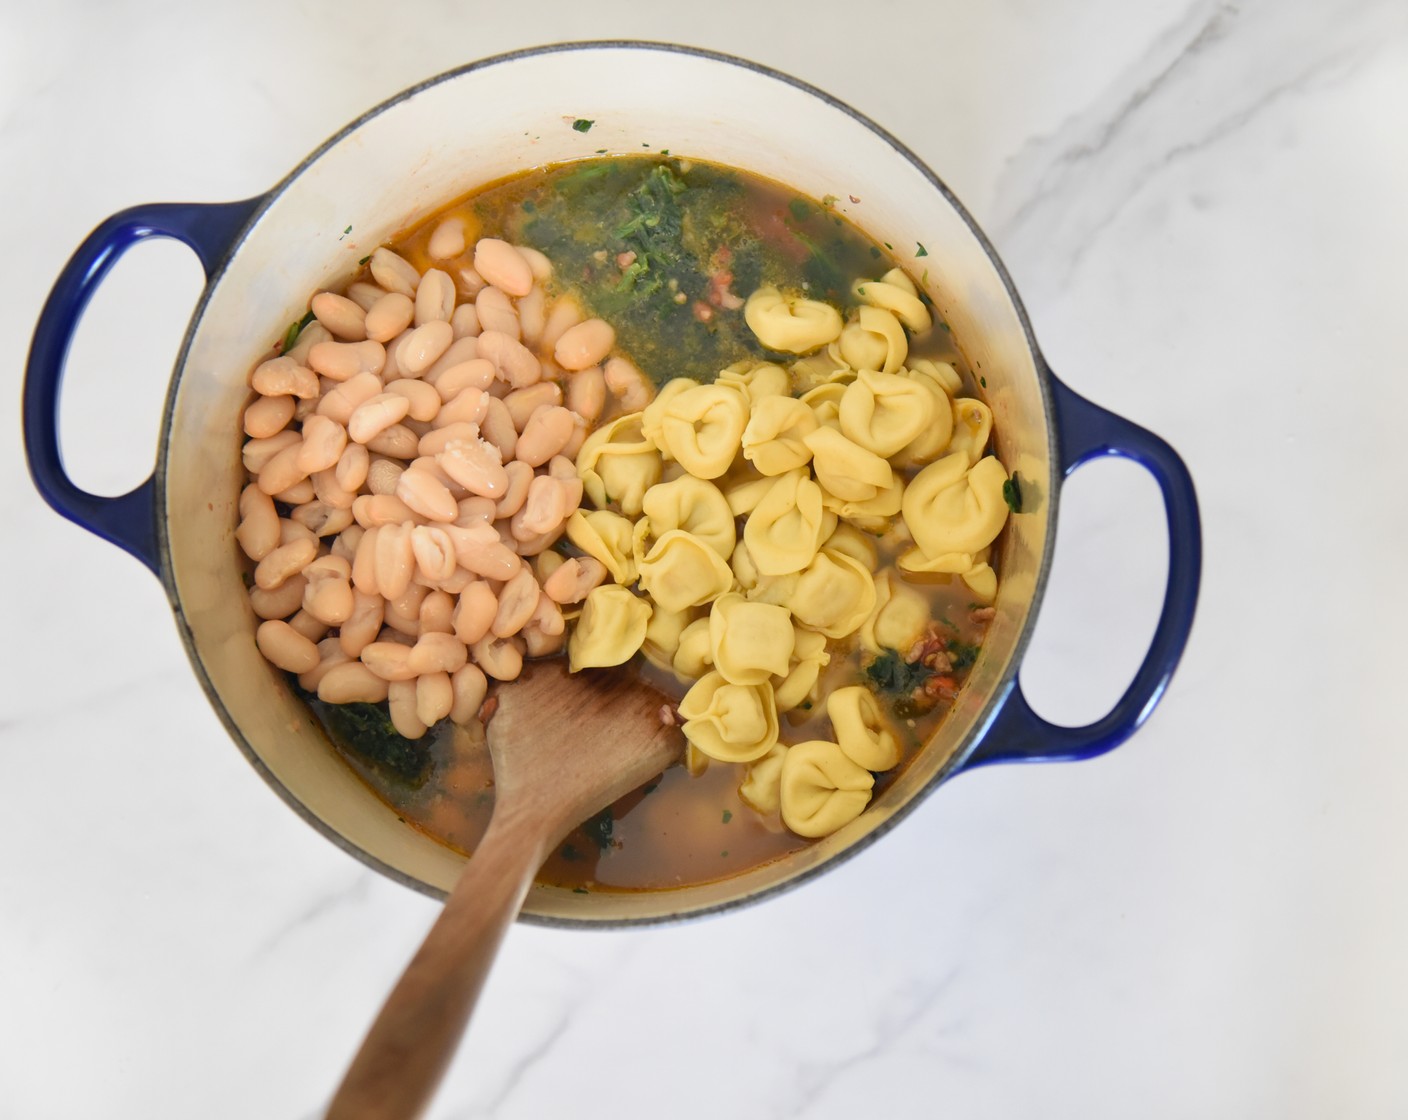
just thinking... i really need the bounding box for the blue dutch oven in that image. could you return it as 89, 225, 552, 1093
22, 43, 1200, 924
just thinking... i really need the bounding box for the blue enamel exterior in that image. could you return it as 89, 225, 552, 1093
959, 372, 1202, 769
22, 198, 262, 574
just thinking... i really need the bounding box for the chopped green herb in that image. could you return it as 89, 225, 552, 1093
583, 807, 614, 852
948, 640, 981, 671
357, 254, 371, 266
573, 887, 589, 894
799, 700, 813, 710
660, 149, 670, 156
1003, 474, 1023, 514
342, 224, 352, 236
281, 309, 316, 352
572, 118, 594, 132
980, 375, 987, 387
869, 246, 881, 259
721, 850, 729, 858
865, 648, 933, 696
884, 241, 893, 250
916, 242, 928, 257
595, 148, 608, 154
788, 198, 811, 222
722, 810, 733, 824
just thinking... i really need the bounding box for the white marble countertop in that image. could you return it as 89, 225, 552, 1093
3, 1, 1406, 1116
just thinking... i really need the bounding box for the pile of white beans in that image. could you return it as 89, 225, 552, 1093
237, 222, 656, 739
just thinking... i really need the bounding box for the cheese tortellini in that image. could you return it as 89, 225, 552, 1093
827, 685, 901, 771
786, 549, 877, 639
838, 306, 908, 374
779, 740, 874, 837
854, 270, 932, 333
639, 475, 735, 560
567, 584, 651, 671
677, 671, 780, 763
575, 413, 662, 515
636, 530, 733, 613
744, 286, 844, 353
901, 452, 1010, 567
653, 384, 749, 479
839, 368, 935, 458
772, 627, 830, 712
717, 361, 791, 404
861, 569, 931, 654
566, 509, 638, 584
803, 426, 892, 504
742, 396, 818, 476
739, 744, 788, 814
743, 469, 832, 576
708, 593, 795, 686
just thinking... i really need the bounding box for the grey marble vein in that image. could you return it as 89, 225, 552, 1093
247, 868, 374, 960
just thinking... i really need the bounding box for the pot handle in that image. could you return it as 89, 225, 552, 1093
22, 197, 264, 576
961, 372, 1201, 769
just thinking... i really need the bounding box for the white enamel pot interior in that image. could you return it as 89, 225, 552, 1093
159, 43, 1053, 925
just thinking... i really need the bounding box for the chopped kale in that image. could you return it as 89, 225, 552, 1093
572, 118, 595, 132
916, 242, 929, 257
316, 700, 431, 785
583, 807, 614, 852
788, 197, 811, 222
573, 886, 589, 894
948, 640, 981, 672
281, 309, 316, 352
722, 810, 733, 824
865, 648, 933, 696
1003, 473, 1023, 513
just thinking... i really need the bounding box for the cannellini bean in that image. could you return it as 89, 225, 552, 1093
287, 322, 332, 366
348, 393, 411, 444
504, 382, 562, 431
423, 337, 480, 384
565, 366, 606, 422
554, 318, 615, 372
428, 216, 467, 260
539, 297, 583, 358
290, 499, 353, 537
254, 537, 317, 590
515, 406, 576, 467
381, 327, 416, 380
471, 634, 524, 682
256, 619, 320, 673
278, 514, 317, 546
244, 394, 296, 439
311, 292, 367, 341
297, 639, 352, 692
434, 387, 490, 428
361, 641, 418, 682
473, 239, 533, 297
353, 493, 421, 529
318, 662, 390, 704
604, 356, 654, 410
438, 566, 476, 595
384, 378, 441, 423
476, 330, 540, 388
457, 266, 488, 299
365, 458, 405, 497
400, 320, 454, 375
365, 292, 415, 343
386, 583, 429, 630
288, 608, 329, 643
527, 590, 565, 636
479, 397, 518, 459
473, 287, 519, 338
273, 478, 316, 505
374, 522, 416, 600
518, 287, 547, 348
450, 304, 480, 340
310, 466, 354, 509
339, 590, 385, 657
397, 467, 458, 522
366, 423, 419, 459
417, 421, 480, 458
302, 556, 354, 625
335, 443, 370, 493
449, 663, 489, 723
543, 557, 607, 604
293, 395, 320, 423
249, 574, 307, 619
388, 679, 427, 739
370, 248, 420, 298
455, 496, 497, 526
439, 437, 508, 499
407, 632, 469, 675
416, 672, 455, 727
251, 356, 320, 400
513, 475, 573, 538
242, 430, 299, 474
491, 567, 539, 638
410, 524, 458, 582
352, 526, 381, 595
419, 589, 455, 634
446, 524, 521, 581
345, 282, 386, 312
308, 339, 386, 381
296, 414, 348, 474
316, 371, 383, 424
452, 580, 498, 644
330, 523, 365, 562
518, 246, 553, 284
535, 550, 566, 582
414, 269, 456, 326
559, 412, 589, 462
493, 460, 533, 519
236, 483, 280, 561
257, 441, 310, 497
522, 622, 565, 658
382, 607, 418, 638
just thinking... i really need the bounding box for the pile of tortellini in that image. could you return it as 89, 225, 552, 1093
562, 268, 1013, 839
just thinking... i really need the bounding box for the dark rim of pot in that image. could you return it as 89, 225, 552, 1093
153, 40, 1059, 929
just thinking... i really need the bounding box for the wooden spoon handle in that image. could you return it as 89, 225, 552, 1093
325, 816, 547, 1120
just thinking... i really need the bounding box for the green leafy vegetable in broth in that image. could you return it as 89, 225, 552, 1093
1003, 474, 1023, 514
312, 698, 432, 785
281, 310, 315, 353
865, 647, 934, 697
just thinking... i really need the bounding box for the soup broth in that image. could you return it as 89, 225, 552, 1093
290, 157, 1002, 892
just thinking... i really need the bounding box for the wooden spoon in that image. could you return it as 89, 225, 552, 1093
326, 658, 682, 1120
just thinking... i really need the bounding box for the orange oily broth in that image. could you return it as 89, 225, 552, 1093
310, 156, 998, 892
